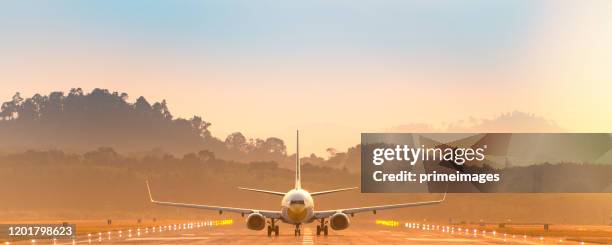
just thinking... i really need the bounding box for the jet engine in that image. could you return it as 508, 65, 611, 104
329, 213, 350, 230
246, 213, 266, 230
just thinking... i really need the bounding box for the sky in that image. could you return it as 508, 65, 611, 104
1, 0, 611, 156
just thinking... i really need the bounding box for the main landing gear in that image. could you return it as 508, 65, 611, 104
316, 218, 329, 236
294, 224, 301, 236
267, 218, 279, 237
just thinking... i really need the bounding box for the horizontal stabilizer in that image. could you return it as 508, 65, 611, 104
238, 187, 286, 196
310, 187, 358, 196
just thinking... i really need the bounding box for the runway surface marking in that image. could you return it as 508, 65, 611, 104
479, 234, 558, 245
125, 236, 210, 241
404, 237, 479, 242
302, 228, 313, 245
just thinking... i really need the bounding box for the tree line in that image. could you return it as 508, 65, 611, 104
0, 88, 360, 171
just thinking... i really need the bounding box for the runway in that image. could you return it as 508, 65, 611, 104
10, 220, 591, 244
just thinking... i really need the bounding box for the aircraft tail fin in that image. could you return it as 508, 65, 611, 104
295, 130, 301, 189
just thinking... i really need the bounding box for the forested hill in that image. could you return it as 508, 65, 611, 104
0, 88, 341, 169
1, 89, 208, 153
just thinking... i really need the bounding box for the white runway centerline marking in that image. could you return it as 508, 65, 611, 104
302, 228, 314, 245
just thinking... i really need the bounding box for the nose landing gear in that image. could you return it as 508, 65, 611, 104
294, 224, 301, 236
316, 218, 329, 236
267, 218, 279, 237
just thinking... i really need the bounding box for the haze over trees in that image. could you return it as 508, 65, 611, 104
1, 146, 612, 224
389, 111, 564, 133
0, 148, 357, 219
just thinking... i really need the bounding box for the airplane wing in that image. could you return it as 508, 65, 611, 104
310, 187, 358, 196
146, 181, 281, 219
313, 193, 446, 219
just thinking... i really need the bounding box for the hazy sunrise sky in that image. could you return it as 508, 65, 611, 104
1, 0, 611, 156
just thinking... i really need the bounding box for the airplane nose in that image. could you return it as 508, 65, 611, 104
287, 204, 307, 221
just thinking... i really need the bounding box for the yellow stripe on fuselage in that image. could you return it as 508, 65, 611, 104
287, 204, 307, 221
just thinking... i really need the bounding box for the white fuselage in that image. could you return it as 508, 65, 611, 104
280, 189, 314, 224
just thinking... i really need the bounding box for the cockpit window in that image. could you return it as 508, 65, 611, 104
290, 200, 305, 205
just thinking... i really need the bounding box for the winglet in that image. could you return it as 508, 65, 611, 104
439, 183, 448, 202
145, 180, 154, 202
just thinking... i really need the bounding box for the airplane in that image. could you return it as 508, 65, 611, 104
145, 131, 446, 237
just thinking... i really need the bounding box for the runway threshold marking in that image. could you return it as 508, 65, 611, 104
302, 228, 314, 245
125, 237, 209, 241
404, 237, 477, 242
480, 234, 556, 245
